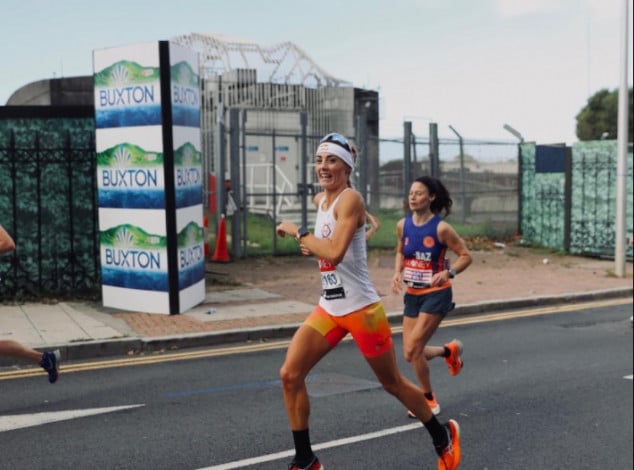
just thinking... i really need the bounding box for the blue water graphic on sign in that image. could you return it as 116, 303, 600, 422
172, 106, 200, 127
96, 106, 162, 128
101, 268, 169, 291
99, 189, 166, 209
179, 262, 205, 289
175, 187, 203, 208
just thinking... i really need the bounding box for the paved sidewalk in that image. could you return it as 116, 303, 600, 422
1, 287, 631, 368
1, 254, 632, 368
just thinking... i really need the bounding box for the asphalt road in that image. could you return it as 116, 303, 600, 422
1, 301, 632, 470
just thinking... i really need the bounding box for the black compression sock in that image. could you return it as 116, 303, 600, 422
424, 392, 434, 401
292, 429, 314, 465
443, 346, 451, 358
423, 415, 449, 451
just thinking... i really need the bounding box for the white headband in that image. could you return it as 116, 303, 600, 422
315, 142, 355, 168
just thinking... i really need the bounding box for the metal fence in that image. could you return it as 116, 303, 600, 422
0, 107, 99, 301
520, 140, 634, 258
1, 107, 631, 301
211, 114, 520, 257
373, 133, 519, 229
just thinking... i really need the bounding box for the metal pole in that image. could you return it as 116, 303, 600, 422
429, 122, 439, 178
356, 113, 368, 203
241, 109, 248, 256
403, 121, 412, 210
448, 125, 467, 223
214, 104, 225, 226
300, 112, 308, 230
229, 108, 241, 260
271, 131, 278, 254
614, 0, 629, 277
503, 124, 525, 236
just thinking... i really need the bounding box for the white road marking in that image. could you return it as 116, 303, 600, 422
0, 404, 145, 432
198, 422, 422, 470
624, 375, 633, 380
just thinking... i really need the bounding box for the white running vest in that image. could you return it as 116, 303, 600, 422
314, 191, 380, 316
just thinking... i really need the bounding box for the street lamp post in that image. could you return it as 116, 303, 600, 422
503, 124, 524, 143
614, 0, 629, 277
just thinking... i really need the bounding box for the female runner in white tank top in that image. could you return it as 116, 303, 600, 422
276, 133, 462, 470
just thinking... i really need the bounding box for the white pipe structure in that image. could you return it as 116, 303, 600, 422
614, 0, 630, 277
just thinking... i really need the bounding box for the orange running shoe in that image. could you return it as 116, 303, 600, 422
437, 419, 461, 470
288, 455, 323, 470
407, 393, 440, 418
444, 339, 464, 376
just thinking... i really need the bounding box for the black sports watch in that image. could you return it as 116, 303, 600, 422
295, 227, 310, 242
448, 268, 457, 279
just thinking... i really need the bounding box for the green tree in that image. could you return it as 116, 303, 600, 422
575, 87, 633, 141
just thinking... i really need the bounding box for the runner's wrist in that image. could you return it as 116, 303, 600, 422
295, 226, 310, 242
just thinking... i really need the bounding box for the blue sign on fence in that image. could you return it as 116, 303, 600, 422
535, 145, 568, 173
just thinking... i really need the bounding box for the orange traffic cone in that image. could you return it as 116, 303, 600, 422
212, 214, 230, 262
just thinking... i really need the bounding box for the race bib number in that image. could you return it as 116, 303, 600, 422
319, 258, 345, 300
403, 259, 432, 288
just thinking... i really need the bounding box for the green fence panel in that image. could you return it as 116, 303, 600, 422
520, 140, 633, 257
570, 141, 633, 257
0, 113, 98, 300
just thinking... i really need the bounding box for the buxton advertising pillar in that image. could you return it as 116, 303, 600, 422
93, 40, 204, 314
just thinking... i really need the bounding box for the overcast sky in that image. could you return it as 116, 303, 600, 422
1, 0, 632, 144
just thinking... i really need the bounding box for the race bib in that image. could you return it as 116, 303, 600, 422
319, 258, 345, 300
403, 258, 432, 288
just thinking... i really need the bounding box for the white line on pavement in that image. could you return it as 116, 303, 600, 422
198, 422, 422, 470
0, 404, 145, 432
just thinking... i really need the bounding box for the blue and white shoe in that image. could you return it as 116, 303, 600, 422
39, 350, 60, 383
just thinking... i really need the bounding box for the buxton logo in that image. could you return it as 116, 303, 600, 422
171, 61, 199, 106
103, 226, 163, 270
94, 60, 162, 128
102, 168, 158, 188
172, 85, 198, 106
95, 62, 160, 108
179, 244, 204, 268
97, 143, 165, 209
100, 225, 168, 292
176, 167, 200, 186
174, 142, 203, 208
174, 143, 202, 188
177, 221, 205, 289
104, 246, 160, 269
98, 85, 156, 107
171, 60, 200, 127
99, 144, 162, 189
178, 222, 204, 268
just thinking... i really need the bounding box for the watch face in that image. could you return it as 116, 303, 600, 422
296, 228, 309, 241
